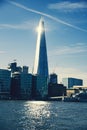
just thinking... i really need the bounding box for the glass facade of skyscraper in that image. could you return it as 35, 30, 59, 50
33, 18, 49, 77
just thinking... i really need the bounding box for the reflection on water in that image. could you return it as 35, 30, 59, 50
21, 101, 51, 130
24, 101, 50, 118
0, 101, 87, 130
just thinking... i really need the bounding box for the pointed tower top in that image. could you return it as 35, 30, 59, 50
40, 16, 44, 22
37, 17, 45, 34
39, 17, 44, 27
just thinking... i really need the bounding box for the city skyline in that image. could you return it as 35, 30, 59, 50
0, 0, 87, 85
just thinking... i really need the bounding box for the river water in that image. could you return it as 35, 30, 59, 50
0, 101, 87, 130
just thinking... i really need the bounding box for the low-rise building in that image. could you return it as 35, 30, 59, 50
48, 83, 66, 97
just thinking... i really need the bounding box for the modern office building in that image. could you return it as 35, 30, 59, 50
11, 72, 32, 99
8, 62, 22, 73
48, 83, 66, 97
0, 69, 11, 99
32, 75, 48, 99
33, 18, 49, 77
50, 73, 58, 84
11, 72, 20, 99
48, 73, 66, 97
20, 73, 32, 99
32, 18, 49, 99
22, 66, 28, 74
62, 77, 83, 88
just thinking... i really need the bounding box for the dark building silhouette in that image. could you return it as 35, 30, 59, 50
32, 75, 48, 99
48, 83, 66, 97
8, 62, 22, 73
50, 73, 58, 84
22, 66, 28, 74
0, 69, 11, 99
11, 72, 32, 99
11, 73, 20, 99
48, 73, 66, 97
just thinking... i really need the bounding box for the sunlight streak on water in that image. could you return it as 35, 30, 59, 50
0, 101, 87, 130
24, 101, 50, 118
17, 101, 51, 130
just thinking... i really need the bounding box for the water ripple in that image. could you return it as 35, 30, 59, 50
0, 101, 87, 130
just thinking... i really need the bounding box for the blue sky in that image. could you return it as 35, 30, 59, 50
0, 0, 87, 85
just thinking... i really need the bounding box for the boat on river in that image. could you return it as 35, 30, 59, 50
64, 91, 87, 102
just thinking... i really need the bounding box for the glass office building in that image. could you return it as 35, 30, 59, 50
33, 18, 49, 77
62, 77, 83, 88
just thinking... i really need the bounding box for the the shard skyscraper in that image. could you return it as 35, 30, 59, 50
33, 18, 49, 77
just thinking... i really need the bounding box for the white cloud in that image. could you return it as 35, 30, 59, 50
8, 0, 87, 32
48, 1, 87, 12
49, 43, 87, 86
0, 21, 35, 30
0, 51, 6, 54
49, 43, 87, 56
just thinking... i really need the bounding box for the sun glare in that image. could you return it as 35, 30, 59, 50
36, 25, 44, 33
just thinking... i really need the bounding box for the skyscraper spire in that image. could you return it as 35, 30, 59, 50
33, 18, 49, 77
